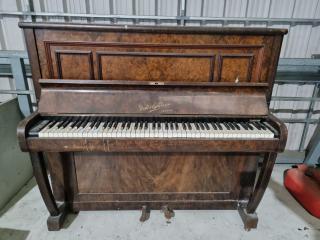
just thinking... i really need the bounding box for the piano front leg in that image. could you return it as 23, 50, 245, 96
30, 152, 67, 231
238, 152, 277, 231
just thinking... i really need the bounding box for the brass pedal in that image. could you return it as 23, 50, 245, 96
161, 205, 175, 221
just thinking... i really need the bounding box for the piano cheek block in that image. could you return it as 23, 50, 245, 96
18, 22, 287, 231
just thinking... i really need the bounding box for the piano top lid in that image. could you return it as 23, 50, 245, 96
19, 21, 288, 35
38, 79, 269, 117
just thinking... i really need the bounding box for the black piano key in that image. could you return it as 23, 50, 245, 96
186, 122, 192, 130
47, 119, 57, 129
194, 123, 200, 130
66, 117, 75, 128
223, 122, 230, 130
252, 123, 259, 131
157, 122, 161, 130
210, 122, 217, 130
152, 122, 156, 130
254, 121, 262, 130
246, 122, 254, 130
108, 121, 114, 129
103, 118, 110, 128
78, 117, 86, 128
83, 117, 92, 127
204, 122, 210, 130
232, 122, 240, 130
57, 117, 67, 128
182, 122, 187, 130
139, 121, 143, 130
134, 121, 138, 130
216, 122, 223, 130
174, 122, 179, 130
239, 122, 248, 130
228, 122, 235, 130
59, 117, 70, 128
169, 122, 174, 130
70, 117, 80, 128
250, 121, 260, 130
113, 121, 119, 129
165, 122, 168, 130
89, 117, 97, 128
126, 121, 131, 130
62, 117, 73, 128
258, 121, 267, 130
199, 122, 205, 130
94, 117, 102, 128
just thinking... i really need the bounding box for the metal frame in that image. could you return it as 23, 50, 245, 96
1, 0, 320, 26
305, 124, 320, 164
1, 11, 320, 26
0, 51, 32, 117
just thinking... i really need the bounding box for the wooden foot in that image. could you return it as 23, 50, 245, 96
238, 207, 258, 231
139, 205, 150, 222
47, 203, 68, 231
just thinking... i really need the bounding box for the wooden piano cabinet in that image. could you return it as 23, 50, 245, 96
18, 22, 287, 231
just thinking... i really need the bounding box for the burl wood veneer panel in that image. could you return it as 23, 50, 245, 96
98, 53, 213, 82
74, 152, 258, 201
34, 30, 272, 83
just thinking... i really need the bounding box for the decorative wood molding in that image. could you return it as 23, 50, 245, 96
55, 50, 94, 79
218, 54, 255, 82
96, 51, 215, 81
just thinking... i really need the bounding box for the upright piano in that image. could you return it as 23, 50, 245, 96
17, 22, 287, 231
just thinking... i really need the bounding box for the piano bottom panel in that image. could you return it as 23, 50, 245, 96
72, 200, 240, 211
47, 152, 260, 208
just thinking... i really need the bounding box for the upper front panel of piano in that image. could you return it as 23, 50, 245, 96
20, 22, 286, 115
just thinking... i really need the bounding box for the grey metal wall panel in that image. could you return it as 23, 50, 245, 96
136, 0, 156, 15
159, 0, 178, 16
246, 0, 271, 17
224, 0, 247, 17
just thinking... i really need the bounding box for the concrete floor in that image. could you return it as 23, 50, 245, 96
0, 164, 319, 240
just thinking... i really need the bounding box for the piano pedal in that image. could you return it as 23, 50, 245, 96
139, 205, 150, 222
161, 205, 175, 222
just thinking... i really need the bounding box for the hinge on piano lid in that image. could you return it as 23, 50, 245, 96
149, 81, 165, 85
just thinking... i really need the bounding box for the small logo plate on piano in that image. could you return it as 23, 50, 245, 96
138, 102, 171, 113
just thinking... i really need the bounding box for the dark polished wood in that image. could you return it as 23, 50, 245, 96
18, 22, 287, 231
246, 152, 278, 213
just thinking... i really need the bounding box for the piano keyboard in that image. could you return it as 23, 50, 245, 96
28, 116, 277, 139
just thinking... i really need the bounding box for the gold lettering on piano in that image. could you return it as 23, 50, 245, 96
138, 102, 171, 113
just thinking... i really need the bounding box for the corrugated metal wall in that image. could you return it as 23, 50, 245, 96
0, 0, 319, 150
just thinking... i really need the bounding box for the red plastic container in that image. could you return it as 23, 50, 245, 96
284, 164, 320, 218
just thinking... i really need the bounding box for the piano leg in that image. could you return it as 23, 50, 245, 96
239, 152, 277, 230
30, 152, 67, 231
